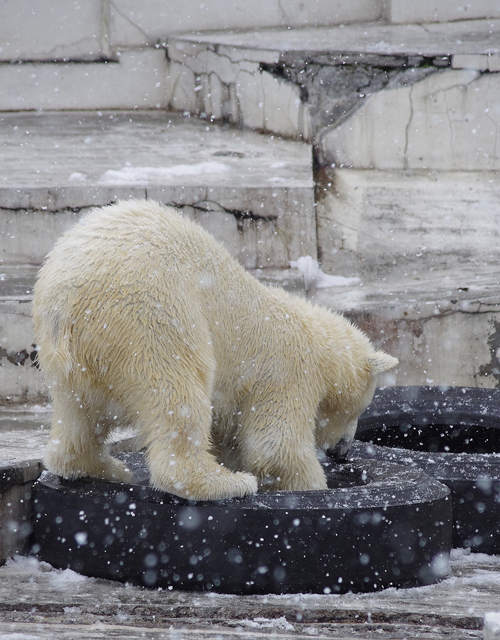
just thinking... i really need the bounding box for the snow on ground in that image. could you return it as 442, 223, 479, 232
100, 162, 231, 185
290, 256, 361, 290
4, 548, 500, 603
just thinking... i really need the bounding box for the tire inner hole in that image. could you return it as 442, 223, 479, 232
356, 422, 500, 454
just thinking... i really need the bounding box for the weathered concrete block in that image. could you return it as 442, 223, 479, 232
0, 111, 314, 269
384, 0, 500, 24
110, 0, 382, 48
316, 168, 500, 278
321, 69, 500, 170
0, 298, 47, 403
313, 166, 500, 389
310, 279, 500, 389
148, 186, 316, 270
0, 50, 169, 111
0, 0, 107, 61
169, 50, 312, 140
0, 209, 82, 265
452, 54, 490, 71
452, 53, 500, 72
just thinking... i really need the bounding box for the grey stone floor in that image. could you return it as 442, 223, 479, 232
0, 549, 499, 639
0, 110, 312, 196
1, 406, 499, 639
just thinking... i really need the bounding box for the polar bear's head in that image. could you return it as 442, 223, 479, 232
315, 349, 398, 460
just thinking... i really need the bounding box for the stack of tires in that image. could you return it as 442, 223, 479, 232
32, 387, 500, 595
355, 386, 500, 555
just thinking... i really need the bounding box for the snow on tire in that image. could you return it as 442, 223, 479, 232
355, 385, 500, 554
33, 452, 451, 594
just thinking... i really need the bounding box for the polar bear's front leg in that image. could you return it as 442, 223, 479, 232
140, 386, 258, 501
238, 398, 328, 492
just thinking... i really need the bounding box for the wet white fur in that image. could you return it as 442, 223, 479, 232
33, 200, 398, 500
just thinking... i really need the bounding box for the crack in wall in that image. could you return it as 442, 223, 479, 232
262, 57, 438, 151
109, 1, 151, 43
168, 200, 278, 223
403, 83, 414, 170
0, 206, 87, 215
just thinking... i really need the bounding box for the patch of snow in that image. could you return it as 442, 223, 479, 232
290, 256, 361, 290
100, 162, 230, 185
484, 611, 500, 640
239, 616, 294, 631
68, 172, 87, 182
304, 626, 319, 635
6, 555, 94, 590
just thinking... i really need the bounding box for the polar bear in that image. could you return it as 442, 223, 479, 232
33, 200, 397, 501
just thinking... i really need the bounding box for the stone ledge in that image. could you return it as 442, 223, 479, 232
0, 0, 383, 62
385, 0, 500, 24
167, 19, 500, 147
320, 69, 500, 170
0, 0, 108, 62
0, 50, 170, 111
0, 110, 315, 268
316, 169, 500, 277
169, 19, 500, 60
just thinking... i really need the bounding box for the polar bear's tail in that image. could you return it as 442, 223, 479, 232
33, 298, 76, 381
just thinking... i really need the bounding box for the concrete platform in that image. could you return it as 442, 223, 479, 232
0, 110, 315, 401
170, 19, 500, 59
0, 550, 499, 639
168, 19, 500, 142
0, 110, 314, 268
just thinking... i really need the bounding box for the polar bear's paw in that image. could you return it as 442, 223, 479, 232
96, 455, 134, 483
182, 471, 258, 501
45, 447, 133, 484
150, 467, 258, 501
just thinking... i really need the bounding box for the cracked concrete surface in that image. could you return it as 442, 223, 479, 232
167, 20, 500, 153
0, 110, 314, 268
322, 68, 500, 170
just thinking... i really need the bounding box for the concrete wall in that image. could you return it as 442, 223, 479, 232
0, 0, 382, 62
383, 0, 500, 24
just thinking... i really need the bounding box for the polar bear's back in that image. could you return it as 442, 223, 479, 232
33, 200, 262, 379
58, 199, 238, 272
36, 199, 256, 301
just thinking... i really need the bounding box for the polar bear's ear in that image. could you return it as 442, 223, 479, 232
369, 351, 399, 376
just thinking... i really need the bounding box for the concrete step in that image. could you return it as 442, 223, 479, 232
0, 110, 315, 268
0, 0, 383, 64
1, 1, 497, 66
0, 109, 314, 401
0, 0, 382, 112
0, 108, 499, 397
0, 266, 44, 403
3, 256, 500, 405
167, 19, 500, 153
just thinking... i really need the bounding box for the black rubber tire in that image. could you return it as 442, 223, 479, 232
32, 453, 451, 594
355, 386, 500, 554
